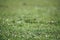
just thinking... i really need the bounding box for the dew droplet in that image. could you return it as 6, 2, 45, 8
8, 39, 10, 40
45, 35, 48, 37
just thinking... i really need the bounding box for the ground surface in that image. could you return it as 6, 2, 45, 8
0, 0, 60, 40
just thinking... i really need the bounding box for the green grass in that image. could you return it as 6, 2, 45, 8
0, 0, 60, 40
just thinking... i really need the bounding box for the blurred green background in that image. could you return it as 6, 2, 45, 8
0, 0, 60, 40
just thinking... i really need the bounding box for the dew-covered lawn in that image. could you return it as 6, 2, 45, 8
0, 0, 60, 40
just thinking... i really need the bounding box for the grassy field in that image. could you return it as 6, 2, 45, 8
0, 0, 60, 40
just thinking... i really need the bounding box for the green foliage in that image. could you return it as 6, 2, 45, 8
0, 0, 60, 40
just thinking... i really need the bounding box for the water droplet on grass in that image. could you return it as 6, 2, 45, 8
17, 21, 22, 24
45, 35, 48, 38
8, 39, 10, 40
6, 19, 9, 21
14, 35, 17, 37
